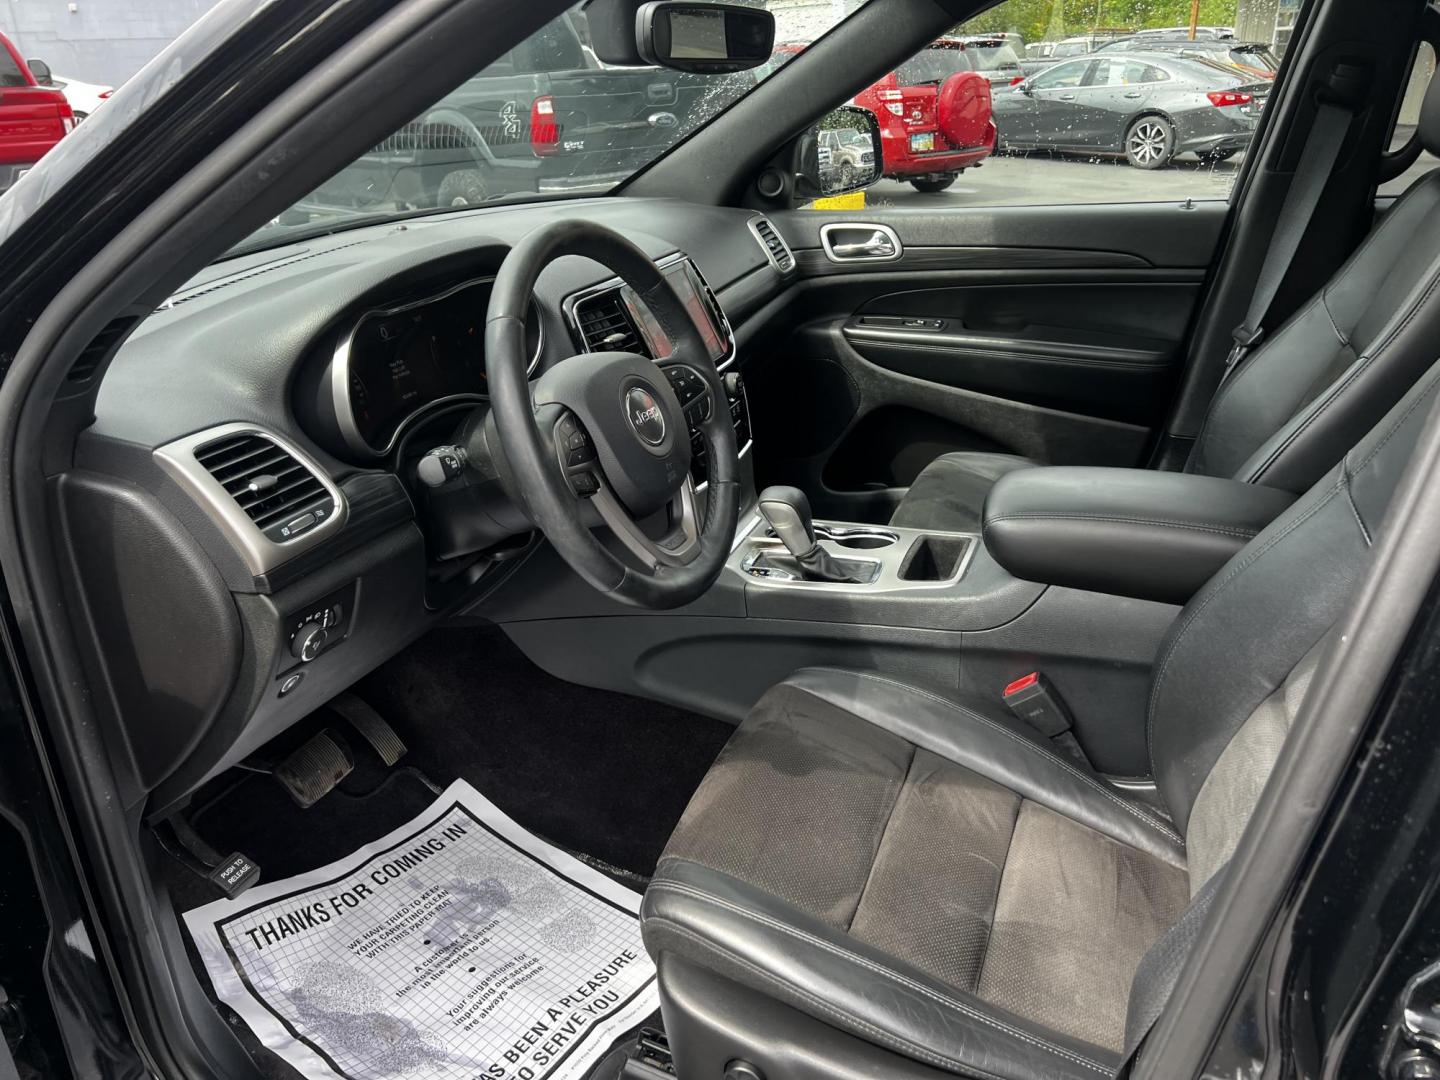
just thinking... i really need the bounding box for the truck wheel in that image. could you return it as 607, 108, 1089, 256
910, 176, 956, 193
438, 169, 490, 207
1124, 116, 1175, 169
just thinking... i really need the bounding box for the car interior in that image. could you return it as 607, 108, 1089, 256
7, 0, 1440, 1076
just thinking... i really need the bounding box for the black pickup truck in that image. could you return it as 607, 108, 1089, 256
307, 13, 738, 211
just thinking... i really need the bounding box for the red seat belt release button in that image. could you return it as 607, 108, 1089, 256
1002, 672, 1073, 738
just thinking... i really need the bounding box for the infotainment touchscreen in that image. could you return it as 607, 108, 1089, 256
620, 261, 728, 365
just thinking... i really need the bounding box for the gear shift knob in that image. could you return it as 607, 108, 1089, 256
756, 486, 864, 584
757, 485, 817, 559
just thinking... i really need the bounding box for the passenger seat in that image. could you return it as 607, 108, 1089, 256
890, 77, 1440, 532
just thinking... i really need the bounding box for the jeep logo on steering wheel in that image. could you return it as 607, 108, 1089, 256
625, 386, 666, 446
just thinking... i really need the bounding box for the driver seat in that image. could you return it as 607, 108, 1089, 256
639, 360, 1440, 1078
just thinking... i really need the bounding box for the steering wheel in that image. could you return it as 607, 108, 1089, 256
485, 220, 740, 609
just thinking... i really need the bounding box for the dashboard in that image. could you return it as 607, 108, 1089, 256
72, 196, 797, 808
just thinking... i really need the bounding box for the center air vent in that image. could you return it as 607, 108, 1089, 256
195, 433, 335, 541
751, 217, 796, 273
575, 292, 648, 356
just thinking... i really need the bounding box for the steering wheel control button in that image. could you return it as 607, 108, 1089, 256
624, 383, 667, 447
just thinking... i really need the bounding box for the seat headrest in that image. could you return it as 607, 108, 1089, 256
1419, 69, 1440, 156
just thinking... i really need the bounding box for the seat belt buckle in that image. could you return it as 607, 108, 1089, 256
1002, 672, 1073, 738
1226, 323, 1263, 369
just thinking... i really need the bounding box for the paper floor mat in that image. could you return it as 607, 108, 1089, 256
184, 779, 658, 1080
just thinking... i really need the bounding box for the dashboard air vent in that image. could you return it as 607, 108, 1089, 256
751, 217, 795, 273
576, 291, 648, 356
194, 433, 333, 539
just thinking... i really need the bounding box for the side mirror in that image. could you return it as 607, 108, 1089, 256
26, 58, 53, 85
1016, 79, 1033, 95
635, 2, 775, 74
795, 105, 883, 200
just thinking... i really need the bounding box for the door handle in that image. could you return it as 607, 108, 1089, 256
821, 224, 904, 263
1122, 91, 1142, 99
832, 233, 897, 259
1059, 93, 1076, 100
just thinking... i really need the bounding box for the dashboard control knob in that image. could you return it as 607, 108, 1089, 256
291, 621, 328, 662
416, 445, 468, 488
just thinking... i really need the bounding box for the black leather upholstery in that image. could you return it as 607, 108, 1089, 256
981, 467, 1297, 604
890, 129, 1440, 533
644, 361, 1440, 1079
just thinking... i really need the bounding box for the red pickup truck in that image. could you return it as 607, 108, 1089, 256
772, 38, 996, 194
0, 31, 75, 194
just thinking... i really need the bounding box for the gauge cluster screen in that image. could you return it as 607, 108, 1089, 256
344, 279, 538, 453
620, 261, 729, 365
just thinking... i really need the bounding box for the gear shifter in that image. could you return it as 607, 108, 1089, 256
757, 486, 865, 584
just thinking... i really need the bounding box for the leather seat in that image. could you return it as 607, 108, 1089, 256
890, 78, 1440, 534
641, 360, 1440, 1078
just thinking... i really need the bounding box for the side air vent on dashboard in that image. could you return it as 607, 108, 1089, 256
750, 217, 795, 274
155, 424, 347, 577
195, 433, 333, 539
575, 292, 647, 356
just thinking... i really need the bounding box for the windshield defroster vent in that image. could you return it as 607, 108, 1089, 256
574, 291, 647, 356
750, 217, 795, 273
155, 424, 347, 576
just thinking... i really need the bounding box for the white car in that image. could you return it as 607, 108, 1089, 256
48, 75, 113, 120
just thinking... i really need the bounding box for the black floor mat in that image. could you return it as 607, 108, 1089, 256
353, 622, 733, 877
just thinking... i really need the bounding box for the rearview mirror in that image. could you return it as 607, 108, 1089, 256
635, 2, 775, 73
796, 105, 883, 200
26, 58, 53, 85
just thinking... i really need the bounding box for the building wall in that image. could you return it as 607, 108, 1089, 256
0, 0, 218, 86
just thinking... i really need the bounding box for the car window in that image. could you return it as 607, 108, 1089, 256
1031, 59, 1090, 89
233, 0, 874, 251
863, 0, 1274, 210
0, 48, 27, 89
1380, 41, 1437, 197
969, 44, 1023, 74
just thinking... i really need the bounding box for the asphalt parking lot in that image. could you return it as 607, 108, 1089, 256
864, 149, 1439, 209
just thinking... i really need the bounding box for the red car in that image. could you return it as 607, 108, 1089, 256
0, 31, 75, 194
774, 39, 996, 193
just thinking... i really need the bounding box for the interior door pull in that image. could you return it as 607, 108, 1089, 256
833, 231, 896, 258
820, 223, 904, 263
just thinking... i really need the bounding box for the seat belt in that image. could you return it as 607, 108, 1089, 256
1115, 866, 1227, 1076
1223, 98, 1354, 377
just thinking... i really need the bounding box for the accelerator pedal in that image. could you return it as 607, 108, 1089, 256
275, 730, 354, 808
327, 692, 407, 767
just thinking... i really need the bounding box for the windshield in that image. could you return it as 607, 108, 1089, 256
235, 2, 866, 254
896, 44, 974, 86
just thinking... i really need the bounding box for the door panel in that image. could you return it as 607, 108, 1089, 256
746, 201, 1225, 522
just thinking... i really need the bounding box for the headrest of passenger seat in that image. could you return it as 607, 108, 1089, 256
1420, 70, 1440, 157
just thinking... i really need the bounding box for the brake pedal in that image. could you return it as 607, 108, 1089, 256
275, 730, 353, 808
327, 692, 407, 767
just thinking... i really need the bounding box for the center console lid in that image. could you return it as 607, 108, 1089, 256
982, 467, 1297, 605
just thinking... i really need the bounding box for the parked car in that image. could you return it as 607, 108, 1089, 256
953, 36, 1026, 85
860, 38, 998, 191
993, 52, 1268, 168
1097, 37, 1279, 80
818, 127, 877, 189
304, 11, 731, 212
0, 34, 75, 194
1018, 30, 1133, 76
1132, 24, 1235, 39
773, 38, 997, 193
44, 73, 113, 120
